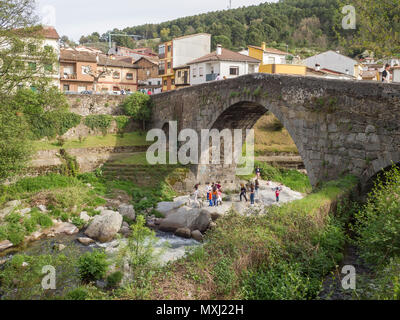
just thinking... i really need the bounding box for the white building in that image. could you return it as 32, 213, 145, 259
171, 33, 211, 69
40, 26, 61, 88
304, 50, 362, 78
187, 45, 260, 85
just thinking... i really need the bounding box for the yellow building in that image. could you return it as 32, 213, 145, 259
158, 40, 175, 91
245, 42, 306, 76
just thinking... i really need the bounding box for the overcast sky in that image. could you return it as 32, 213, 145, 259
35, 0, 276, 41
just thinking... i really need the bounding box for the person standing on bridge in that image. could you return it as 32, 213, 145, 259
382, 64, 392, 83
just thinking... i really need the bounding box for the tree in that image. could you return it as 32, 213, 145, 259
0, 0, 60, 179
0, 103, 32, 180
212, 35, 232, 50
160, 28, 171, 42
0, 0, 57, 95
121, 92, 152, 130
84, 56, 110, 92
337, 0, 400, 58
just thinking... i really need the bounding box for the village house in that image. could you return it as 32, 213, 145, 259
173, 65, 190, 89
187, 45, 260, 85
10, 26, 61, 90
303, 50, 363, 78
158, 33, 211, 91
239, 42, 306, 76
132, 56, 162, 93
96, 55, 139, 93
59, 49, 138, 93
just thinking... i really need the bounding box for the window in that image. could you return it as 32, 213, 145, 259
199, 67, 204, 77
159, 61, 165, 75
148, 81, 152, 85
63, 84, 70, 92
81, 65, 90, 75
164, 80, 167, 86
229, 66, 239, 76
126, 73, 133, 80
167, 62, 171, 70
168, 45, 171, 52
171, 79, 175, 85
113, 71, 120, 79
193, 67, 197, 77
178, 71, 181, 77
267, 57, 275, 64
159, 45, 165, 55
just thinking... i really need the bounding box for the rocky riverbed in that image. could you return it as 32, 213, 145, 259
0, 179, 304, 266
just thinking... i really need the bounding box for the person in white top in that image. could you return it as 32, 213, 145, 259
215, 74, 222, 81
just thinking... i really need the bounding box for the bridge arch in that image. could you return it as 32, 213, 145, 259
151, 73, 400, 189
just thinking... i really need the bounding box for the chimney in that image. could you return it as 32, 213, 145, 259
216, 44, 222, 55
315, 63, 321, 71
261, 42, 266, 51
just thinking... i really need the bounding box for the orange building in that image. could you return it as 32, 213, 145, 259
60, 49, 138, 93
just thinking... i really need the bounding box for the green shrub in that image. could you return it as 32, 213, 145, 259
241, 262, 312, 300
6, 223, 25, 245
84, 115, 113, 135
65, 287, 89, 300
30, 210, 53, 228
121, 92, 152, 129
106, 271, 123, 288
115, 115, 130, 130
213, 257, 237, 296
354, 165, 400, 266
71, 217, 85, 229
77, 250, 109, 283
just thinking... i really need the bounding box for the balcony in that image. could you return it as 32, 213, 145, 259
62, 73, 77, 80
206, 73, 217, 82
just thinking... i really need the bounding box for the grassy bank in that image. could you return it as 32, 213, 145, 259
237, 161, 312, 193
254, 113, 298, 155
33, 132, 150, 151
349, 165, 400, 299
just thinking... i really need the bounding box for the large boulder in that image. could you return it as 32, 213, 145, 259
85, 210, 123, 243
174, 228, 192, 239
50, 222, 79, 236
158, 206, 200, 232
118, 204, 135, 221
191, 230, 203, 242
0, 240, 13, 252
156, 199, 187, 217
191, 210, 211, 233
5, 200, 21, 208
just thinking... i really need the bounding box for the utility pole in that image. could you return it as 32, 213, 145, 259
228, 0, 232, 9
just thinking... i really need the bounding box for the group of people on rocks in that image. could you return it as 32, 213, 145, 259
192, 165, 284, 207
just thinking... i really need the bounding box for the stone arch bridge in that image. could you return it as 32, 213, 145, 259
151, 73, 400, 188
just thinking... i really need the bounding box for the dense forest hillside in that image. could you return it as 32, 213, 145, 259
78, 0, 342, 55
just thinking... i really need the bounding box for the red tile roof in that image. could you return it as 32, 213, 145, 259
39, 26, 60, 39
247, 45, 288, 55
188, 48, 260, 64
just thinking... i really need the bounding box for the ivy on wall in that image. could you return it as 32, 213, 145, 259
84, 115, 114, 135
